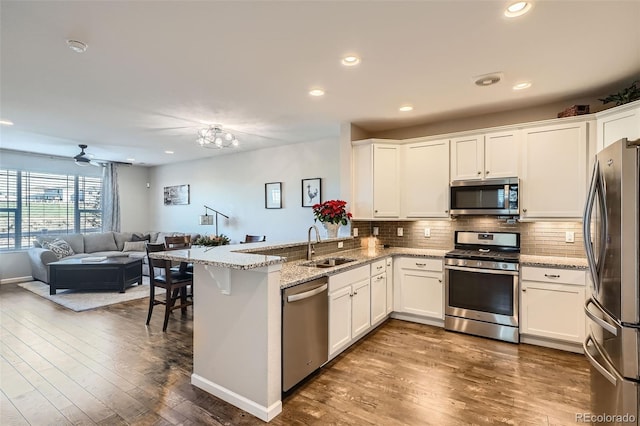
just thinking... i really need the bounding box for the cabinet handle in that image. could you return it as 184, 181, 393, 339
523, 208, 527, 213
522, 288, 527, 292
544, 274, 560, 279
477, 171, 482, 175
354, 291, 358, 295
445, 210, 449, 213
438, 279, 442, 283
486, 171, 490, 175
415, 262, 426, 267
376, 266, 383, 270
374, 210, 378, 213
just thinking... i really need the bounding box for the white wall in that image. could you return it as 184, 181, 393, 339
148, 138, 343, 244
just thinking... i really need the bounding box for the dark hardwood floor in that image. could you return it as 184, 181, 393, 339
1, 283, 590, 425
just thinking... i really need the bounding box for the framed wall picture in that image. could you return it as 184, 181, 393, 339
265, 182, 282, 209
301, 178, 321, 207
164, 184, 190, 205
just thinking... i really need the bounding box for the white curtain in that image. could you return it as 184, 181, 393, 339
102, 163, 121, 232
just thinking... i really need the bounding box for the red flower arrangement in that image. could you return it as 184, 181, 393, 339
312, 200, 353, 225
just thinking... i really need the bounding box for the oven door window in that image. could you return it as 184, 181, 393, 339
448, 269, 514, 316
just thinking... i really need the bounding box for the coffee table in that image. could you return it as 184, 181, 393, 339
48, 256, 143, 295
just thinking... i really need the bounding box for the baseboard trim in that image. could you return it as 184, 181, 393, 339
0, 276, 34, 285
191, 373, 282, 422
520, 335, 584, 354
391, 312, 444, 328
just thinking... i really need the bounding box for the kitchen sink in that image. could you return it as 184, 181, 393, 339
302, 257, 357, 268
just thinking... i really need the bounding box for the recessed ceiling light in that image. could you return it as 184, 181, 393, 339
164, 150, 174, 154
309, 88, 325, 97
474, 73, 502, 86
66, 39, 88, 53
0, 119, 14, 126
399, 105, 414, 112
504, 1, 533, 17
513, 81, 532, 90
341, 55, 361, 66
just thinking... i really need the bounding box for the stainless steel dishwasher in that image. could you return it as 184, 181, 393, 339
282, 277, 328, 392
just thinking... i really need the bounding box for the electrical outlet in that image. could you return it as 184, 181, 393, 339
353, 227, 358, 237
397, 227, 403, 237
424, 228, 431, 238
565, 231, 575, 243
372, 227, 379, 236
337, 242, 344, 248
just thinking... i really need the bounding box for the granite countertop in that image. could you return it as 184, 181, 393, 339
148, 245, 284, 270
520, 255, 588, 270
280, 247, 447, 289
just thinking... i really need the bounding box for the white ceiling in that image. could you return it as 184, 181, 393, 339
1, 1, 639, 166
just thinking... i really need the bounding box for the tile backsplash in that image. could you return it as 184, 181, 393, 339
352, 218, 586, 258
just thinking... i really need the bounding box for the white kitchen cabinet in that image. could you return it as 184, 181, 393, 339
352, 140, 401, 219
328, 265, 371, 358
401, 139, 450, 218
596, 100, 640, 152
385, 257, 393, 315
520, 266, 587, 350
450, 131, 519, 181
370, 259, 388, 326
520, 121, 590, 219
393, 257, 444, 325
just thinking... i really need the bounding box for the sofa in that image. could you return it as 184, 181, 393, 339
28, 231, 199, 284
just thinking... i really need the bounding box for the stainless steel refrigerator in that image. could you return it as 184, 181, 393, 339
583, 138, 640, 425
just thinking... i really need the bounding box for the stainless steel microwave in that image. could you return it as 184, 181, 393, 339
449, 178, 519, 216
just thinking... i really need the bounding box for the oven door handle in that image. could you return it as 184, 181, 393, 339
444, 265, 519, 276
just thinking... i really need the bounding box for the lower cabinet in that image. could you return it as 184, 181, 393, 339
520, 266, 587, 351
370, 259, 389, 326
393, 257, 444, 326
328, 265, 371, 358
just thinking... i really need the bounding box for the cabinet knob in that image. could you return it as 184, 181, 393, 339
523, 208, 527, 213
374, 210, 378, 213
486, 171, 490, 175
445, 210, 449, 213
438, 279, 442, 283
477, 171, 482, 175
522, 288, 527, 292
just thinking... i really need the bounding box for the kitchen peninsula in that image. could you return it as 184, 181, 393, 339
149, 240, 446, 422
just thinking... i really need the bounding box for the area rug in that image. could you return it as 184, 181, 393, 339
17, 277, 161, 312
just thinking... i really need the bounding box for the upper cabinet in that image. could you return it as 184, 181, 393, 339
352, 140, 401, 219
401, 139, 450, 218
596, 100, 640, 152
450, 130, 519, 181
520, 121, 590, 219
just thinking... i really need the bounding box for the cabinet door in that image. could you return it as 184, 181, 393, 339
373, 144, 400, 217
385, 259, 393, 315
521, 281, 586, 343
484, 130, 520, 178
329, 286, 352, 356
521, 121, 588, 218
370, 273, 387, 325
450, 135, 484, 181
351, 279, 371, 338
402, 139, 450, 217
399, 269, 444, 319
597, 103, 640, 151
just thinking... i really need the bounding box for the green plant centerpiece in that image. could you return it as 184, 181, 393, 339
194, 234, 230, 246
599, 80, 640, 106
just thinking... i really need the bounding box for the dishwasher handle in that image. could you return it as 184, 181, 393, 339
287, 283, 328, 303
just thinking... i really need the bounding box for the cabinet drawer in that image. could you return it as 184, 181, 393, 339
521, 267, 585, 286
371, 259, 386, 275
329, 265, 370, 292
396, 257, 442, 272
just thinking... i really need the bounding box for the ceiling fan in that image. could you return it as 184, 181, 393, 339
73, 144, 100, 167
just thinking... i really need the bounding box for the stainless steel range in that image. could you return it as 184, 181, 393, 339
444, 231, 520, 343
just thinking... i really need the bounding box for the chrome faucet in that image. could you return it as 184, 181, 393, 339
307, 225, 321, 260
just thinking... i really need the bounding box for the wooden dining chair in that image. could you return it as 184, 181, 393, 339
164, 235, 191, 249
145, 242, 193, 331
242, 234, 266, 243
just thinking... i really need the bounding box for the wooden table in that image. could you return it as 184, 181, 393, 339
48, 256, 143, 295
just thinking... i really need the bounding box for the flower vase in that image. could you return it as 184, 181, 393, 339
322, 222, 340, 239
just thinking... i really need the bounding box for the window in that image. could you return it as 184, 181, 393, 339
0, 169, 102, 250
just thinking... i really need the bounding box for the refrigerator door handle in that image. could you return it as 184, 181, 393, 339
584, 298, 618, 335
583, 160, 600, 294
583, 335, 618, 386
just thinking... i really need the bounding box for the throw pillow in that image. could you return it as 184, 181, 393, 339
42, 238, 75, 259
122, 241, 147, 252
132, 233, 151, 242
